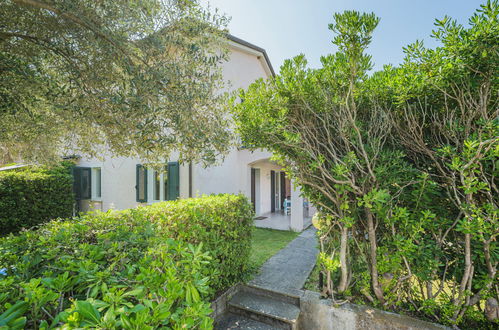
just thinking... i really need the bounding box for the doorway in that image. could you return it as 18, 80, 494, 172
270, 170, 276, 212
280, 172, 286, 209
251, 168, 256, 211
251, 168, 261, 214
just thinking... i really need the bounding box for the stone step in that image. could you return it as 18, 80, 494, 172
214, 312, 279, 329
241, 284, 301, 307
228, 290, 301, 330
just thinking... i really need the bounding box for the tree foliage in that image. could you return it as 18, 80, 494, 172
0, 194, 253, 328
0, 0, 231, 165
390, 1, 498, 322
232, 2, 498, 327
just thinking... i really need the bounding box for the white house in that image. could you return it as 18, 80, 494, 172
74, 35, 312, 232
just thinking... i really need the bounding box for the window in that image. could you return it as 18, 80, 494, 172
136, 165, 147, 202
153, 170, 161, 201
136, 162, 179, 203
92, 168, 102, 199
74, 167, 102, 200
73, 167, 91, 200
163, 167, 168, 201
166, 162, 180, 200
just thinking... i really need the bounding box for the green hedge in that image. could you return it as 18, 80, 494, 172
0, 163, 74, 235
143, 194, 254, 293
0, 194, 253, 328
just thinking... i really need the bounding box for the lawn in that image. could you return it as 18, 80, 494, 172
249, 227, 299, 273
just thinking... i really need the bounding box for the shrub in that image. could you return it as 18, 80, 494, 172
0, 194, 253, 328
232, 3, 498, 328
143, 194, 254, 293
0, 162, 74, 235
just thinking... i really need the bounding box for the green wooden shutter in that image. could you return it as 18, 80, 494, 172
73, 167, 91, 200
136, 164, 148, 202
95, 168, 102, 198
167, 162, 179, 200
73, 167, 81, 200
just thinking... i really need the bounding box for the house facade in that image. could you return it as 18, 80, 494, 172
74, 35, 312, 231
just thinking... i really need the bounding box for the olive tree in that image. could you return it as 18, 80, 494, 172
0, 0, 231, 165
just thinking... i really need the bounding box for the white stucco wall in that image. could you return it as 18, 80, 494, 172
221, 44, 269, 91
187, 44, 273, 201
77, 153, 188, 212
191, 148, 283, 216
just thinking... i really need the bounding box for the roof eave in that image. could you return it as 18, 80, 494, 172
226, 34, 275, 76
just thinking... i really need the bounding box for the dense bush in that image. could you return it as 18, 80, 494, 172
143, 194, 254, 293
0, 194, 253, 329
232, 2, 497, 328
0, 162, 74, 235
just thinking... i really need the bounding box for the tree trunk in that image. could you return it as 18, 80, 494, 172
365, 208, 385, 303
469, 239, 497, 306
426, 282, 434, 300
338, 226, 349, 293
326, 269, 333, 298
453, 231, 472, 319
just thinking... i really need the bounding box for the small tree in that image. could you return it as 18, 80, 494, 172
232, 3, 498, 326
390, 0, 498, 320
0, 0, 231, 166
232, 11, 403, 303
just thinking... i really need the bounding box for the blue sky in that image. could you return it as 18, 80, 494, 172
201, 0, 484, 72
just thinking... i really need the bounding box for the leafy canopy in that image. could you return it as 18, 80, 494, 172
0, 0, 231, 165
232, 2, 498, 327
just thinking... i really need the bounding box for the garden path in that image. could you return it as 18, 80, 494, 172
215, 226, 318, 329
249, 226, 318, 295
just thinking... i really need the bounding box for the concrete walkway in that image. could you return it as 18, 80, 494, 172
254, 212, 313, 231
250, 226, 318, 294
214, 226, 318, 329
